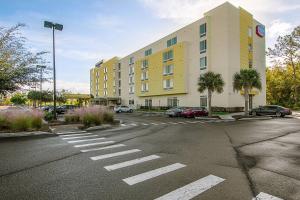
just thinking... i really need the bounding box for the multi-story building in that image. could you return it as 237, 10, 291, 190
90, 2, 266, 110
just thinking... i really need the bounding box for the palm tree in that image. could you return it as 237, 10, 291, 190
233, 69, 262, 116
198, 71, 224, 117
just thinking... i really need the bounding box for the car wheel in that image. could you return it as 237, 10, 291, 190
252, 111, 256, 116
275, 112, 281, 117
129, 109, 133, 113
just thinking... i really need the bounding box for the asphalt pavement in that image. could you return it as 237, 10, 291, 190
0, 113, 299, 200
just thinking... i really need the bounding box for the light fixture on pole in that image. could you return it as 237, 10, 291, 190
44, 21, 63, 120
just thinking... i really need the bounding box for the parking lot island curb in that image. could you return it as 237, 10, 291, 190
237, 116, 272, 121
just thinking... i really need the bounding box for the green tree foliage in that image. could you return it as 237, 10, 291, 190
198, 71, 224, 117
0, 24, 47, 95
10, 93, 27, 105
267, 26, 300, 105
233, 69, 262, 116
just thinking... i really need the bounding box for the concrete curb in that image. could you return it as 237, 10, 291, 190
0, 131, 55, 139
237, 116, 272, 121
195, 117, 221, 120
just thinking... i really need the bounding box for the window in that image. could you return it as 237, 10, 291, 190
249, 60, 253, 68
200, 57, 207, 70
145, 99, 152, 107
129, 86, 134, 94
248, 27, 253, 37
200, 40, 207, 54
129, 66, 134, 74
118, 89, 121, 96
104, 82, 107, 89
104, 67, 107, 73
145, 49, 152, 56
104, 90, 107, 96
118, 63, 121, 70
163, 79, 173, 89
248, 43, 253, 52
104, 75, 108, 81
118, 80, 121, 87
163, 65, 174, 75
163, 50, 174, 62
129, 57, 134, 65
200, 23, 206, 37
129, 76, 134, 84
167, 97, 178, 107
142, 60, 148, 69
200, 96, 207, 107
167, 37, 177, 47
129, 99, 134, 105
118, 71, 121, 79
141, 71, 148, 80
141, 83, 149, 92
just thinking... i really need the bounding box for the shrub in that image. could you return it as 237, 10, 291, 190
0, 109, 44, 132
44, 112, 55, 122
64, 106, 114, 127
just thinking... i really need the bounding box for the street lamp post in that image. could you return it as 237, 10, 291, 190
44, 21, 63, 120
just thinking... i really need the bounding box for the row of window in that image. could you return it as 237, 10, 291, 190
140, 78, 173, 93
167, 37, 177, 47
145, 48, 152, 56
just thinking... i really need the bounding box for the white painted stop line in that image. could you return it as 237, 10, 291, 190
253, 192, 283, 200
62, 135, 98, 140
123, 163, 186, 186
104, 155, 160, 171
154, 174, 225, 200
80, 144, 126, 153
67, 137, 105, 143
57, 130, 86, 135
73, 141, 115, 148
90, 149, 141, 161
59, 132, 93, 137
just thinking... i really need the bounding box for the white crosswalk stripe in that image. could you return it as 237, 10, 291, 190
253, 192, 283, 200
151, 123, 158, 125
74, 141, 115, 148
121, 124, 127, 126
90, 149, 141, 161
67, 137, 105, 144
169, 122, 178, 125
56, 130, 86, 135
59, 132, 93, 137
61, 135, 98, 140
123, 163, 186, 185
142, 123, 149, 125
154, 174, 225, 200
104, 155, 160, 171
130, 123, 137, 126
160, 122, 167, 125
80, 144, 126, 153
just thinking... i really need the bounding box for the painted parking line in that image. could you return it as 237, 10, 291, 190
160, 122, 167, 125
67, 137, 106, 144
62, 135, 98, 140
186, 121, 198, 124
154, 174, 225, 200
90, 149, 141, 161
253, 192, 283, 200
130, 123, 137, 126
151, 123, 159, 125
56, 130, 86, 135
59, 132, 93, 137
104, 155, 160, 171
123, 163, 186, 186
121, 124, 127, 126
80, 144, 126, 153
169, 122, 178, 125
142, 123, 149, 125
74, 141, 115, 148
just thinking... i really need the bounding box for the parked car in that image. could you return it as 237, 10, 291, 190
41, 105, 53, 112
165, 107, 186, 117
114, 106, 133, 113
181, 107, 208, 118
250, 105, 292, 117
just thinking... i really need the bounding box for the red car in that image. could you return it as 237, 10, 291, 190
181, 107, 208, 118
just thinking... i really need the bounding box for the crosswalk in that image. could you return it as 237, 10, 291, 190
57, 130, 283, 200
118, 119, 234, 128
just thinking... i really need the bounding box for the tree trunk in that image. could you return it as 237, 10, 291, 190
208, 90, 212, 117
244, 88, 249, 116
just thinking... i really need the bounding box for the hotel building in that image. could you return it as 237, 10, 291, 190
90, 2, 266, 111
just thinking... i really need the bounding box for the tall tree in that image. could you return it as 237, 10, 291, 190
0, 24, 48, 95
233, 69, 262, 116
267, 26, 300, 103
198, 71, 224, 117
10, 93, 27, 105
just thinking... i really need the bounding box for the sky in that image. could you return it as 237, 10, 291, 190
0, 0, 299, 93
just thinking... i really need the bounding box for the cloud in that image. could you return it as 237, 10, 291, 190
267, 19, 294, 39
138, 0, 300, 25
43, 80, 90, 94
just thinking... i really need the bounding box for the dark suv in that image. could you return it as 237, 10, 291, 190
250, 105, 292, 117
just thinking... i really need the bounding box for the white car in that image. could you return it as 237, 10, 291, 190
114, 106, 133, 113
